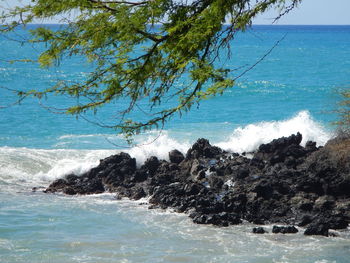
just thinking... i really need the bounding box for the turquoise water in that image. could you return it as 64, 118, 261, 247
0, 25, 350, 262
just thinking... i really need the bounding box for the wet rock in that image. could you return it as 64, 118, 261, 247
192, 212, 241, 226
100, 153, 136, 176
143, 156, 160, 174
130, 187, 146, 200
314, 196, 335, 211
254, 132, 306, 165
258, 132, 302, 154
253, 181, 274, 199
183, 183, 201, 196
328, 216, 349, 230
63, 187, 77, 195
190, 159, 204, 176
169, 149, 185, 164
298, 215, 313, 227
305, 141, 318, 152
272, 225, 298, 234
208, 176, 224, 189
133, 169, 148, 182
290, 194, 314, 211
304, 221, 329, 236
45, 175, 104, 195
43, 133, 350, 235
186, 138, 222, 159
252, 227, 267, 234
44, 178, 67, 193
236, 167, 250, 179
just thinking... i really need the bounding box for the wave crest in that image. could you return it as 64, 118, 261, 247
216, 111, 331, 153
0, 111, 332, 190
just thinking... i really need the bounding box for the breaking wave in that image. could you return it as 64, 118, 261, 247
0, 111, 332, 190
216, 111, 331, 153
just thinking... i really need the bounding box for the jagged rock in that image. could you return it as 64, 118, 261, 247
130, 187, 146, 200
169, 149, 185, 164
314, 196, 336, 211
305, 141, 318, 152
43, 133, 350, 236
133, 169, 148, 182
258, 132, 302, 154
44, 178, 67, 193
143, 156, 160, 174
192, 212, 241, 226
304, 221, 329, 236
252, 227, 267, 234
272, 225, 298, 234
254, 132, 307, 165
45, 175, 104, 195
186, 138, 222, 159
190, 159, 203, 176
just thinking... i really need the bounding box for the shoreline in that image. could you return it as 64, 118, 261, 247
43, 132, 350, 237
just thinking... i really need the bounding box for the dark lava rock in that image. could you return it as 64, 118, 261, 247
130, 187, 146, 200
272, 225, 298, 234
45, 175, 104, 195
186, 138, 222, 159
169, 149, 185, 164
133, 169, 148, 182
253, 227, 267, 234
43, 133, 350, 236
254, 132, 310, 165
304, 221, 329, 236
258, 132, 302, 154
192, 212, 241, 227
143, 156, 160, 174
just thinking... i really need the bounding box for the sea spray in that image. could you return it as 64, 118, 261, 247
127, 132, 190, 164
0, 147, 116, 191
0, 111, 332, 192
216, 111, 331, 153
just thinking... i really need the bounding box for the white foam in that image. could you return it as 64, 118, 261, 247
0, 132, 190, 190
0, 147, 116, 189
127, 131, 190, 165
216, 111, 331, 153
0, 111, 332, 190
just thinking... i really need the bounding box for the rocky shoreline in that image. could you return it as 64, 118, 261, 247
44, 133, 350, 236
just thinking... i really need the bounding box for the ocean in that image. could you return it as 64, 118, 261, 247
0, 25, 350, 262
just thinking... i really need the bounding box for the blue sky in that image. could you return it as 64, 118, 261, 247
2, 0, 350, 25
254, 0, 350, 25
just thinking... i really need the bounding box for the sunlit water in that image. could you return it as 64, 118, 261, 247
1, 25, 350, 262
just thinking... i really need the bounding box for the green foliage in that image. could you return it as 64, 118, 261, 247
0, 0, 301, 140
335, 88, 350, 132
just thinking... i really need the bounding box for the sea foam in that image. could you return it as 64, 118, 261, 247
216, 111, 331, 153
0, 111, 332, 190
0, 147, 115, 189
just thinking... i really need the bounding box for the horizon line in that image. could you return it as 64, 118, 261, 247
22, 23, 350, 26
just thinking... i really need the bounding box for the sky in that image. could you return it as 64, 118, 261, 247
1, 0, 350, 25
254, 0, 350, 25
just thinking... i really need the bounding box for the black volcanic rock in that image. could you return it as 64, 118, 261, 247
304, 220, 330, 236
169, 149, 185, 164
186, 138, 223, 159
44, 133, 350, 237
272, 225, 298, 234
252, 227, 267, 234
142, 156, 160, 174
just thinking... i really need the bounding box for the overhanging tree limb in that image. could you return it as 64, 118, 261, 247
0, 0, 302, 141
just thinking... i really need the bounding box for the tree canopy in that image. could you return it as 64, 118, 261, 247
0, 0, 301, 140
336, 88, 350, 133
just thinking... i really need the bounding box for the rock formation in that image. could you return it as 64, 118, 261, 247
44, 133, 350, 236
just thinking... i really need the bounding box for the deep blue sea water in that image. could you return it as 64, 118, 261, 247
1, 25, 350, 263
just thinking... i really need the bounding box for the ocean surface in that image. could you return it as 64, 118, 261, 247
1, 25, 350, 262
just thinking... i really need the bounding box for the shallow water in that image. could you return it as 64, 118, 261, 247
1, 192, 350, 263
